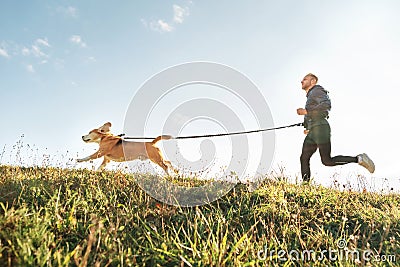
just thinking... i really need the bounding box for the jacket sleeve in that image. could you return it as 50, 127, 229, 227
307, 89, 331, 113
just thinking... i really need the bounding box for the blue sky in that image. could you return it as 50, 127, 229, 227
1, 1, 400, 190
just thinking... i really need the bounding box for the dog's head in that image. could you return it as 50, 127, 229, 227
81, 122, 112, 143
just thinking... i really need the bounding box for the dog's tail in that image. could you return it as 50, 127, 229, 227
151, 135, 173, 144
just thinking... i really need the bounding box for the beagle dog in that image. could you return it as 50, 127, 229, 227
77, 122, 176, 174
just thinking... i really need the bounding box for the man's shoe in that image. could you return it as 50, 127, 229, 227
357, 153, 375, 173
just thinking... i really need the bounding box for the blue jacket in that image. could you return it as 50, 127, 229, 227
304, 85, 331, 130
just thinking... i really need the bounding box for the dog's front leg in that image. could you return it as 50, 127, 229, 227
98, 157, 110, 170
77, 151, 103, 163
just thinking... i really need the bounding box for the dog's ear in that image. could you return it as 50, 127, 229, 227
98, 122, 112, 133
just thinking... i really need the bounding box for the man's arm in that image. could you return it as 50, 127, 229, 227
296, 108, 309, 134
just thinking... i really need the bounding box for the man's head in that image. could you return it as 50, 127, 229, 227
301, 73, 318, 91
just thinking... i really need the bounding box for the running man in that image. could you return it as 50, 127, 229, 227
297, 73, 375, 182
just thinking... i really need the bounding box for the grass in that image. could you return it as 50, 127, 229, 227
0, 165, 399, 266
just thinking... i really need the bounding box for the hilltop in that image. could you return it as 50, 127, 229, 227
0, 165, 399, 266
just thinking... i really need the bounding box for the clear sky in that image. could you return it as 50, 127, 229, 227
1, 1, 399, 191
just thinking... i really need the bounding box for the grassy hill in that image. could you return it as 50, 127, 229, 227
0, 165, 399, 266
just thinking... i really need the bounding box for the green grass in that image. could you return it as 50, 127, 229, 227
0, 165, 399, 266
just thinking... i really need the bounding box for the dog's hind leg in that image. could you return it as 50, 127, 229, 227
157, 160, 170, 174
148, 146, 177, 175
148, 156, 169, 174
164, 160, 179, 174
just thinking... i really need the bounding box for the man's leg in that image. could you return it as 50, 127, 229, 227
304, 124, 374, 175
309, 124, 357, 167
300, 137, 318, 182
318, 142, 358, 166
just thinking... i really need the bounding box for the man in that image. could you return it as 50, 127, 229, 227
297, 73, 375, 182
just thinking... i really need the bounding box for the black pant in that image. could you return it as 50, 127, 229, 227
300, 124, 357, 181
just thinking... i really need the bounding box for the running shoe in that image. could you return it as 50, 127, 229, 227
357, 153, 375, 173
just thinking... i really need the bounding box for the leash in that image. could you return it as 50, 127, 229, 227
120, 122, 303, 140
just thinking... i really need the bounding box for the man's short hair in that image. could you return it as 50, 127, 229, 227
306, 73, 318, 83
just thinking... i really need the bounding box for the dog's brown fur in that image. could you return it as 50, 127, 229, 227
77, 122, 176, 173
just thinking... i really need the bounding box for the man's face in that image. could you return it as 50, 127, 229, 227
301, 75, 314, 90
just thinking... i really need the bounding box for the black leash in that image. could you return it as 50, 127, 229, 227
121, 122, 303, 140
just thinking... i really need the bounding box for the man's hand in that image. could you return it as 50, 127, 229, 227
297, 108, 308, 115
